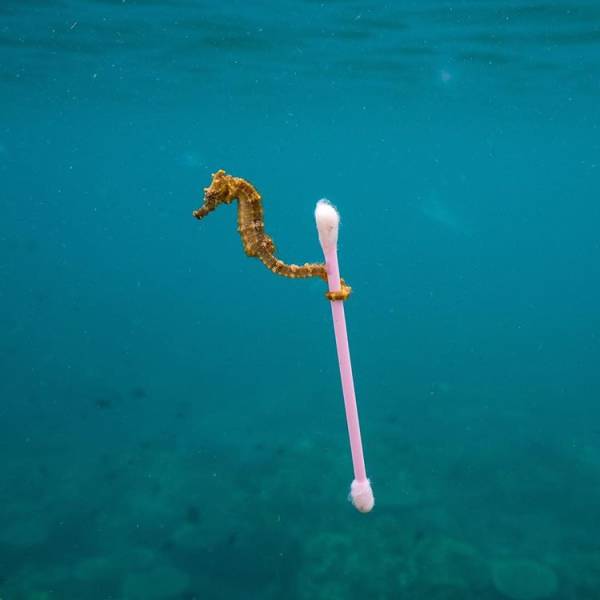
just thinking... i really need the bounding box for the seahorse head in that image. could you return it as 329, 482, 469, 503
193, 170, 236, 219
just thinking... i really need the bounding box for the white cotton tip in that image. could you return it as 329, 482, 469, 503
350, 479, 375, 513
315, 199, 340, 253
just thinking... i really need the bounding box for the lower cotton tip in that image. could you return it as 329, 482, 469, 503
350, 479, 375, 513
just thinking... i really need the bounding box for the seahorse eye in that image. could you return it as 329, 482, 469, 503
204, 190, 219, 204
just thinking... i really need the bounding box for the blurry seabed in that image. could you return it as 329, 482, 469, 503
1, 382, 600, 597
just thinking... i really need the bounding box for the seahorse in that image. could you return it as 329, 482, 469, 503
193, 170, 351, 301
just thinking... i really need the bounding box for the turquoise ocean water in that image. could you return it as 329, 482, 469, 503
1, 1, 600, 598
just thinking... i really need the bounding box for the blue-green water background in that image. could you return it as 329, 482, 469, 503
2, 1, 600, 598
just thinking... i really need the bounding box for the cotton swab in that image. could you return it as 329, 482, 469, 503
193, 171, 373, 512
315, 200, 374, 513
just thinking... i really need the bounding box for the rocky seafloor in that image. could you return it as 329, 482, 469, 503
2, 386, 599, 599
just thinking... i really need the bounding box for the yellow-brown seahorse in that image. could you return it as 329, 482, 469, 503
193, 170, 351, 301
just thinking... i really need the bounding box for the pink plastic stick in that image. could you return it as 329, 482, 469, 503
315, 200, 374, 513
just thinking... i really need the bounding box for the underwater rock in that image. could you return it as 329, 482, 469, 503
297, 525, 413, 599
299, 524, 492, 599
297, 531, 378, 599
492, 559, 558, 600
411, 535, 489, 592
